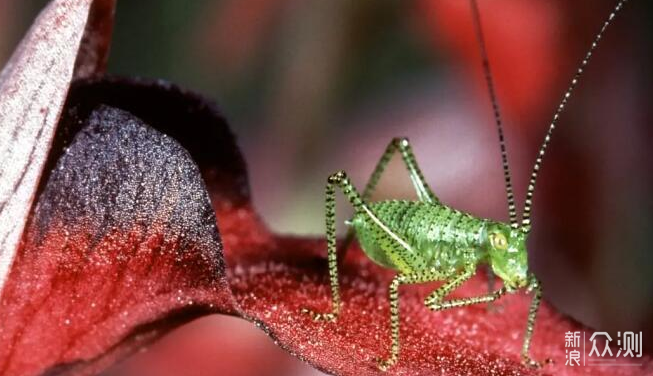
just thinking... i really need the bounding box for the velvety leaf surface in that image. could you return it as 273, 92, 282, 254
44, 77, 250, 212
104, 315, 324, 376
1, 78, 651, 376
0, 104, 234, 376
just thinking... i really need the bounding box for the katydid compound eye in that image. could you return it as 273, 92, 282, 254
491, 233, 508, 250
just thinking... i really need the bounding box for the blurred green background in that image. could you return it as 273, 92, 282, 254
1, 0, 652, 373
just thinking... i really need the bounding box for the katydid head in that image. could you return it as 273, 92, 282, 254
484, 223, 530, 291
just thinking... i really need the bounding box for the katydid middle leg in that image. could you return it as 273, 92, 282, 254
378, 270, 447, 371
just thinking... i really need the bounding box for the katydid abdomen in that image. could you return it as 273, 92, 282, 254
351, 200, 488, 274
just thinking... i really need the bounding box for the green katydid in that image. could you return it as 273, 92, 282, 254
302, 0, 628, 370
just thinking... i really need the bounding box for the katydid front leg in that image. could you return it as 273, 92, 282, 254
521, 276, 551, 368
302, 171, 366, 321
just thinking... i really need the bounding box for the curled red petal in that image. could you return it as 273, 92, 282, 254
0, 0, 115, 296
0, 104, 235, 375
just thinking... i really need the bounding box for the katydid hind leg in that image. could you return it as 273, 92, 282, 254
342, 137, 439, 254
361, 137, 438, 203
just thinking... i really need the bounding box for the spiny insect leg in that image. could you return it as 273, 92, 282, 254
378, 271, 444, 371
342, 137, 439, 253
522, 276, 550, 368
361, 137, 438, 203
428, 286, 507, 311
302, 171, 366, 322
424, 265, 473, 309
485, 265, 497, 311
425, 266, 507, 311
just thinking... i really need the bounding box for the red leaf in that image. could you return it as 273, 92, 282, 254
1, 78, 651, 376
